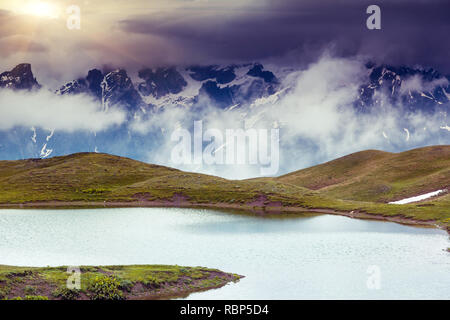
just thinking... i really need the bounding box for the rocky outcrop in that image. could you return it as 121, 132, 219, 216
0, 63, 40, 90
138, 67, 187, 98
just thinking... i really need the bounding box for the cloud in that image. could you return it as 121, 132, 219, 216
399, 75, 449, 95
117, 0, 450, 71
129, 54, 449, 179
246, 55, 449, 172
0, 89, 126, 132
0, 35, 47, 57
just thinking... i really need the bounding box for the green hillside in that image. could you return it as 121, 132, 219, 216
0, 152, 311, 204
277, 145, 450, 203
0, 147, 448, 230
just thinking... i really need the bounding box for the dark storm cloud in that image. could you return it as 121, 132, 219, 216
1, 0, 448, 87
118, 0, 450, 72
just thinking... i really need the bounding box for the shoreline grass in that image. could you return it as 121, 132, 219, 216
0, 265, 242, 300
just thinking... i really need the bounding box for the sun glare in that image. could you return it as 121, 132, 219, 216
22, 1, 60, 19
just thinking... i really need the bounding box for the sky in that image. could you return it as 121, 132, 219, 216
0, 0, 449, 87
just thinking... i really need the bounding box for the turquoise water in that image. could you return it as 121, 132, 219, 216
0, 208, 448, 299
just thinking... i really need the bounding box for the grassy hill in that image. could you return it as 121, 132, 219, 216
277, 145, 450, 203
0, 152, 312, 204
0, 147, 448, 230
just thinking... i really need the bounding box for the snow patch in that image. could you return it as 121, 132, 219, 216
40, 143, 53, 158
389, 189, 447, 204
403, 128, 410, 141
31, 127, 37, 143
46, 129, 54, 141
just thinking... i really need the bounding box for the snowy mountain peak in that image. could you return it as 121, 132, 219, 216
0, 63, 40, 90
101, 69, 145, 112
357, 64, 450, 112
138, 67, 187, 99
56, 68, 104, 97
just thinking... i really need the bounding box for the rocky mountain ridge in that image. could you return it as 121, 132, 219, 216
2, 62, 449, 115
0, 61, 448, 162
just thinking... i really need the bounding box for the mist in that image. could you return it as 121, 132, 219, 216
0, 89, 126, 132
129, 54, 450, 179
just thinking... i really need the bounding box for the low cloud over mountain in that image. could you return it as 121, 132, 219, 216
0, 89, 125, 132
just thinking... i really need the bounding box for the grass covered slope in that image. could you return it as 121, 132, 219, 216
0, 147, 448, 230
0, 265, 242, 300
0, 152, 312, 204
0, 153, 178, 203
277, 146, 450, 203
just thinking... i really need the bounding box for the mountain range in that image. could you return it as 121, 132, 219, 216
53, 63, 280, 112
0, 61, 449, 166
2, 62, 449, 114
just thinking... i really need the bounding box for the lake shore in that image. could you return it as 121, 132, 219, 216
0, 198, 447, 234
